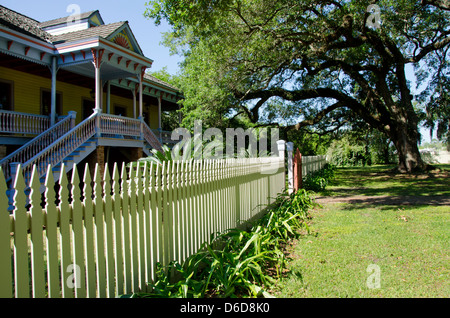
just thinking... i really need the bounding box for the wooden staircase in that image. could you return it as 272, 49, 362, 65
1, 112, 164, 208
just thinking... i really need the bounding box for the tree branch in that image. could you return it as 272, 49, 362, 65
421, 0, 450, 11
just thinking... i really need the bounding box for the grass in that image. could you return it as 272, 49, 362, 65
274, 164, 450, 298
320, 164, 450, 198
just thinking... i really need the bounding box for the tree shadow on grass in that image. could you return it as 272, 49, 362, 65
315, 164, 450, 211
325, 195, 450, 211
324, 164, 450, 198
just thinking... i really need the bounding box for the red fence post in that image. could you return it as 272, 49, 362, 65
293, 149, 302, 192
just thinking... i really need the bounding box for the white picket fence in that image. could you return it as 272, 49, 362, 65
0, 156, 285, 298
302, 155, 328, 177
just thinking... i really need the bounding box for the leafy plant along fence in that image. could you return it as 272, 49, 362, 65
0, 156, 285, 298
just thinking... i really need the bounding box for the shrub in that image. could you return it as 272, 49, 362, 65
303, 163, 336, 192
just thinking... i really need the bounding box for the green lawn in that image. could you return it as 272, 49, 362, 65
274, 165, 450, 298
321, 164, 450, 198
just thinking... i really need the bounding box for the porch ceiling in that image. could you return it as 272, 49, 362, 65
58, 59, 137, 82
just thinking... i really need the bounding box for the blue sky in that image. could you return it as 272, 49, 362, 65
1, 0, 182, 75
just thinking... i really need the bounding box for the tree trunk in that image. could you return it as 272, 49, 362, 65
390, 124, 426, 173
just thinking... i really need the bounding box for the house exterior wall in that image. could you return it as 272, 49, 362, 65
0, 65, 160, 126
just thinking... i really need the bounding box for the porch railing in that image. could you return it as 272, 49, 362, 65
0, 110, 51, 135
1, 111, 166, 184
100, 114, 141, 137
0, 113, 75, 181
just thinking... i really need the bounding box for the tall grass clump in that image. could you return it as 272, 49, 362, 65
128, 189, 315, 298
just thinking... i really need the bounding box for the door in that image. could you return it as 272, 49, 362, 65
0, 81, 13, 111
82, 99, 95, 120
41, 90, 62, 116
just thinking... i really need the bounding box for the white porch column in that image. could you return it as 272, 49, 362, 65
139, 67, 146, 139
139, 71, 144, 119
92, 49, 104, 138
95, 67, 102, 112
92, 49, 104, 114
50, 56, 58, 126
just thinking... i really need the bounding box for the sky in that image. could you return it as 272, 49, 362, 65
0, 0, 182, 75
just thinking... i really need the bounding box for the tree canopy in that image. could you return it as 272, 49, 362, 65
145, 0, 450, 172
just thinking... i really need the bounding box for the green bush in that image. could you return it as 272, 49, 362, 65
127, 189, 315, 298
303, 163, 336, 192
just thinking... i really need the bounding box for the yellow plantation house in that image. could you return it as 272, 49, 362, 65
0, 5, 182, 186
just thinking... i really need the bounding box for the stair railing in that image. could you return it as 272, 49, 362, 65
0, 112, 76, 181
22, 112, 97, 181
141, 121, 164, 153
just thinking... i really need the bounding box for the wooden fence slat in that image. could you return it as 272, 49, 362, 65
0, 168, 13, 298
217, 160, 223, 234
155, 163, 164, 269
59, 164, 73, 298
12, 165, 30, 298
93, 164, 106, 298
206, 161, 212, 243
171, 162, 180, 263
171, 161, 178, 262
103, 166, 115, 298
120, 162, 132, 294
45, 165, 60, 298
82, 164, 96, 298
29, 166, 46, 298
179, 161, 187, 262
128, 163, 139, 292
204, 161, 211, 245
193, 161, 200, 253
149, 163, 158, 282
135, 162, 146, 291
185, 160, 193, 257
71, 166, 86, 298
112, 163, 124, 295
210, 160, 217, 237
162, 161, 170, 268
142, 162, 151, 288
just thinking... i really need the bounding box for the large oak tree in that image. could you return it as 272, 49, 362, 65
145, 0, 450, 172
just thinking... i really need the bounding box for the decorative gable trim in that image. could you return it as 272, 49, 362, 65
107, 23, 143, 56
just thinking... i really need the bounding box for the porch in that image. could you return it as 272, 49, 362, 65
0, 109, 178, 146
0, 109, 179, 188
